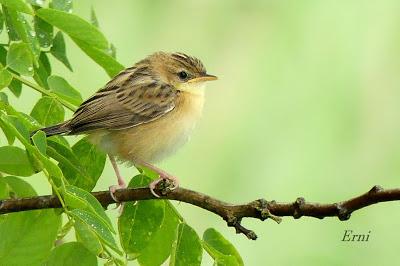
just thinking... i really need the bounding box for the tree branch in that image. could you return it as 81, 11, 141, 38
0, 185, 399, 240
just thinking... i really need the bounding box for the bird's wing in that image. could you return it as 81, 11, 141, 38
68, 70, 178, 134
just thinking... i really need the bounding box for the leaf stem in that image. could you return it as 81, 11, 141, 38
10, 73, 77, 112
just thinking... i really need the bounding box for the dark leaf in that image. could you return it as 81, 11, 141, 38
34, 15, 53, 48
50, 31, 72, 71
138, 202, 181, 266
59, 136, 106, 191
33, 52, 52, 89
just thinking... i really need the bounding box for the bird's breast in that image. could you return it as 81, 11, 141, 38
101, 91, 205, 163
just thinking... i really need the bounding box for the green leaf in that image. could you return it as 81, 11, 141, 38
203, 228, 243, 266
8, 78, 22, 97
50, 31, 72, 71
70, 209, 121, 254
74, 219, 103, 256
59, 136, 106, 191
48, 75, 82, 106
0, 146, 35, 176
36, 8, 124, 77
30, 96, 65, 126
0, 8, 4, 34
0, 0, 34, 15
0, 118, 15, 144
33, 52, 52, 89
3, 114, 29, 141
6, 42, 34, 76
34, 15, 53, 48
170, 223, 203, 266
0, 176, 61, 265
50, 0, 73, 12
118, 175, 165, 260
31, 130, 47, 155
72, 38, 124, 77
65, 185, 113, 232
36, 8, 108, 49
90, 7, 99, 28
0, 65, 12, 89
138, 202, 181, 266
45, 242, 97, 266
2, 6, 19, 41
2, 7, 40, 63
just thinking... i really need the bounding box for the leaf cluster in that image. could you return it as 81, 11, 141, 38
0, 1, 243, 265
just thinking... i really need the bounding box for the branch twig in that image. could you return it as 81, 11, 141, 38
0, 185, 399, 240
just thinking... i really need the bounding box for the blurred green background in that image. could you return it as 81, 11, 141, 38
11, 0, 400, 265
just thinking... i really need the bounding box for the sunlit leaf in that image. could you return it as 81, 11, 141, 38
30, 96, 65, 126
0, 0, 34, 15
0, 176, 61, 265
48, 75, 82, 106
45, 242, 97, 266
50, 31, 72, 71
36, 8, 108, 49
65, 185, 113, 232
170, 223, 203, 266
70, 209, 121, 254
31, 130, 47, 155
203, 228, 243, 266
0, 146, 35, 176
72, 38, 123, 77
6, 42, 34, 76
74, 219, 103, 256
0, 8, 4, 34
0, 64, 12, 89
118, 175, 165, 260
2, 7, 40, 63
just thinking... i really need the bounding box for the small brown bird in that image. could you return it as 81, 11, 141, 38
38, 52, 217, 198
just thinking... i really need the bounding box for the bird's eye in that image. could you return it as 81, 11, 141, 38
177, 71, 188, 81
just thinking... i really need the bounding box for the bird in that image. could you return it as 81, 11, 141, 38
36, 52, 217, 199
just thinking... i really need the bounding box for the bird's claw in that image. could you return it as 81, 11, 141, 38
149, 175, 180, 198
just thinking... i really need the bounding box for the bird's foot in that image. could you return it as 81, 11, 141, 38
109, 177, 127, 213
149, 173, 180, 198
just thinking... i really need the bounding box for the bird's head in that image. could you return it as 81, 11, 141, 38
147, 52, 217, 94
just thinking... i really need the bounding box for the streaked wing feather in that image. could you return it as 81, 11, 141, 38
68, 70, 177, 134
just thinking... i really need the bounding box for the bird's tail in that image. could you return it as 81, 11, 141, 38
31, 121, 71, 137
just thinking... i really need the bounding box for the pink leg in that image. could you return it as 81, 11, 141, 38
109, 155, 126, 202
134, 160, 179, 198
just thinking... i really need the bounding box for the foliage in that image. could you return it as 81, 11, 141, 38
0, 1, 242, 265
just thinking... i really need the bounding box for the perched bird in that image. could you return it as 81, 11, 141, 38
37, 52, 217, 198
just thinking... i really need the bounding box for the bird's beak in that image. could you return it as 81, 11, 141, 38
187, 74, 218, 83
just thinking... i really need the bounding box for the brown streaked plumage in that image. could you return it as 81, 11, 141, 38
37, 51, 217, 198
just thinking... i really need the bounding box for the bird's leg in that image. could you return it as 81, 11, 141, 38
134, 160, 179, 198
108, 154, 126, 203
